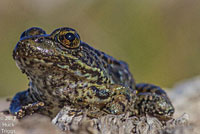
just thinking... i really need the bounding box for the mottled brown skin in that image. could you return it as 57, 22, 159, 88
10, 27, 174, 121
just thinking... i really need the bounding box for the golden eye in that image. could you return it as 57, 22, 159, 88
58, 30, 80, 49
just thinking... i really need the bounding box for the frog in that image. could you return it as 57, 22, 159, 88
9, 27, 174, 121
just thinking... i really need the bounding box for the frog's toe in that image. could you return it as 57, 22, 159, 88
14, 102, 44, 119
15, 109, 26, 119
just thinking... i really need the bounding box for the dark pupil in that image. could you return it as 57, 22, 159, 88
65, 33, 75, 41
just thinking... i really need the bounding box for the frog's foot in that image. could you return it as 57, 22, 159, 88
9, 90, 44, 119
15, 102, 44, 119
134, 83, 175, 120
103, 94, 130, 115
103, 86, 136, 115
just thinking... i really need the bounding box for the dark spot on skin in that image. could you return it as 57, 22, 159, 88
83, 96, 87, 101
102, 55, 108, 62
43, 59, 52, 63
48, 110, 53, 115
70, 63, 80, 71
94, 49, 101, 56
59, 35, 64, 41
113, 71, 121, 79
87, 92, 93, 99
91, 86, 110, 100
96, 81, 103, 85
119, 102, 126, 112
113, 60, 121, 66
58, 102, 65, 108
22, 57, 27, 62
155, 89, 164, 95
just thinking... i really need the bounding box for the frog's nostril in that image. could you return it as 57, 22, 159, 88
35, 38, 44, 43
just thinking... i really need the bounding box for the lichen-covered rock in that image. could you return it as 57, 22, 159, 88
53, 107, 189, 134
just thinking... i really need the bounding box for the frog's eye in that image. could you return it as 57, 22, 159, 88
20, 27, 46, 39
57, 30, 80, 49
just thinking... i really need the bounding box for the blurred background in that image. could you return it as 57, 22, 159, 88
0, 0, 199, 97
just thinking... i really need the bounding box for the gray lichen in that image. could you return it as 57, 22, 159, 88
53, 107, 189, 134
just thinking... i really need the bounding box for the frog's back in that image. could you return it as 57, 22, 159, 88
81, 42, 135, 89
107, 59, 135, 89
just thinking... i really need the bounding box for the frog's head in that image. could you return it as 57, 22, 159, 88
13, 27, 107, 83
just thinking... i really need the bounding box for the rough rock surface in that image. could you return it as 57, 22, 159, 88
1, 76, 200, 134
53, 109, 189, 134
169, 76, 200, 134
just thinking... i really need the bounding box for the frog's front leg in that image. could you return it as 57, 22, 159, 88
133, 83, 175, 120
9, 90, 44, 119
